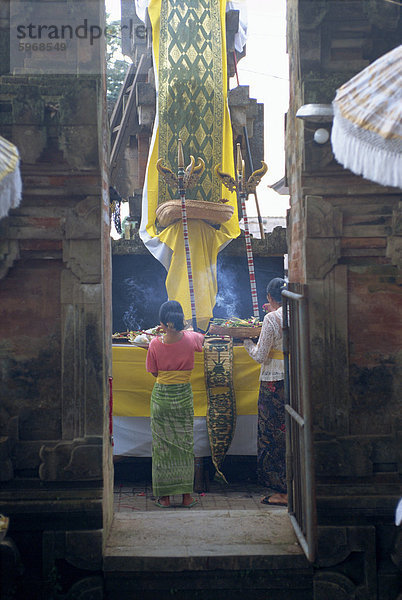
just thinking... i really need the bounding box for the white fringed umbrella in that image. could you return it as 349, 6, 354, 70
0, 135, 22, 219
331, 44, 402, 189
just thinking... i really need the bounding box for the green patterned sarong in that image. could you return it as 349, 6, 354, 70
150, 382, 195, 497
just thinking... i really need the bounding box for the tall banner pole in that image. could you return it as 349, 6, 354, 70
243, 126, 265, 239
236, 144, 260, 319
215, 146, 267, 319
177, 139, 198, 331
156, 140, 205, 331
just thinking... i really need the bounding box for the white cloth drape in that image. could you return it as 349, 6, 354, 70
331, 44, 402, 189
0, 136, 22, 219
113, 415, 257, 457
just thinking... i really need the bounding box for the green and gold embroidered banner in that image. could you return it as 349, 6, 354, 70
158, 0, 224, 204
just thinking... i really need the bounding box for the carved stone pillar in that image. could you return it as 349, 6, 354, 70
314, 526, 377, 600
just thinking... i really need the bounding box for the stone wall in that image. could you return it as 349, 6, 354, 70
286, 1, 401, 597
0, 2, 112, 597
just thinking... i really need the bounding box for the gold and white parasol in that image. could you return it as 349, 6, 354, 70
331, 44, 402, 189
0, 135, 22, 219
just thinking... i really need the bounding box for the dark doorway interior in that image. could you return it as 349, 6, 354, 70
114, 455, 258, 485
112, 252, 284, 332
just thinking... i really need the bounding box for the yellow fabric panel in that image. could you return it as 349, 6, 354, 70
159, 220, 232, 331
143, 0, 161, 241
232, 348, 263, 414
112, 345, 260, 417
156, 370, 192, 384
148, 0, 161, 72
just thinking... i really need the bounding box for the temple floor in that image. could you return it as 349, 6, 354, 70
114, 479, 276, 513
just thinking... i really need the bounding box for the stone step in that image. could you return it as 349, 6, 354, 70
104, 509, 313, 599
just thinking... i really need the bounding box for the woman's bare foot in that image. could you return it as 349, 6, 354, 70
261, 493, 287, 506
182, 493, 198, 507
156, 495, 170, 507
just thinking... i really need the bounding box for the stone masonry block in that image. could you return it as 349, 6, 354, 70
11, 124, 47, 163
39, 437, 103, 481
12, 87, 44, 125
65, 196, 101, 240
315, 437, 373, 477
228, 85, 251, 105
58, 79, 98, 126
62, 239, 101, 283
43, 529, 103, 573
136, 81, 155, 106
59, 125, 99, 169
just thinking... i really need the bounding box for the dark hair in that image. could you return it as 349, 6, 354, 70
266, 278, 287, 303
159, 300, 185, 331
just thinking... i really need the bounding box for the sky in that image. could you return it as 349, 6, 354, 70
106, 0, 290, 218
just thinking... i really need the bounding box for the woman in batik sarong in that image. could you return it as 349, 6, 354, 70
243, 278, 287, 506
146, 300, 204, 508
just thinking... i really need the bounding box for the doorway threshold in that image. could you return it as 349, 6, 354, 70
105, 508, 307, 571
103, 508, 312, 600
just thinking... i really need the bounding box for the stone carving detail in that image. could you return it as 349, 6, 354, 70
314, 526, 377, 600
43, 531, 103, 597
299, 3, 329, 30
305, 196, 342, 238
63, 576, 104, 600
62, 240, 101, 284
0, 239, 19, 281
0, 416, 18, 482
306, 238, 341, 279
315, 435, 377, 478
309, 266, 349, 435
65, 196, 101, 240
60, 274, 104, 440
314, 571, 357, 600
0, 436, 13, 482
393, 202, 402, 235
387, 202, 402, 268
304, 128, 335, 172
39, 437, 103, 481
363, 0, 401, 30
0, 536, 24, 598
65, 531, 103, 570
59, 126, 99, 170
305, 196, 342, 279
386, 237, 402, 269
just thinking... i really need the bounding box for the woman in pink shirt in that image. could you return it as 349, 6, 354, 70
146, 300, 204, 508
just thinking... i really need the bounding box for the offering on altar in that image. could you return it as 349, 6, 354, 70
112, 326, 163, 347
208, 317, 262, 339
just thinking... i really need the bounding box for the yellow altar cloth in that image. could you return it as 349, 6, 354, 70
112, 345, 259, 417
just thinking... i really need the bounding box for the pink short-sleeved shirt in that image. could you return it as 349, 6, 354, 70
146, 330, 204, 374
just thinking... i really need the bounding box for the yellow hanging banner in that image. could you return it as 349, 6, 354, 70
139, 0, 240, 328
